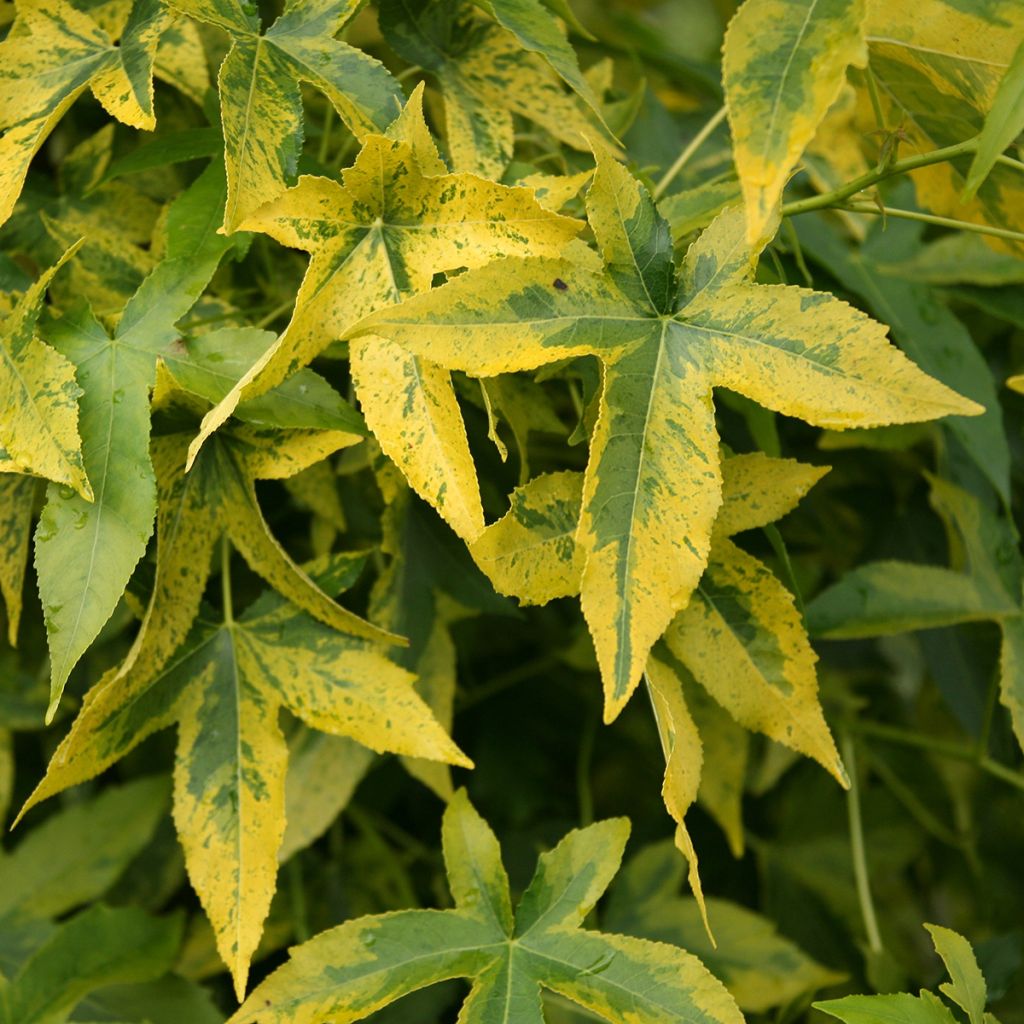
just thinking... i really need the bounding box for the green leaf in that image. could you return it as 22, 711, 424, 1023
806, 561, 1016, 638
350, 153, 977, 720
964, 37, 1024, 199
229, 791, 744, 1024
33, 162, 239, 718
815, 991, 959, 1024
925, 924, 988, 1024
169, 0, 404, 230
0, 904, 181, 1024
723, 0, 867, 245
2, 775, 169, 924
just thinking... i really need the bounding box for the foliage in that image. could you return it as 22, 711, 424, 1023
1, 0, 1024, 1021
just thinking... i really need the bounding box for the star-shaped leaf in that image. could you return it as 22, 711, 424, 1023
0, 241, 89, 500
0, 0, 170, 227
350, 144, 981, 719
188, 91, 581, 541
20, 505, 465, 998
33, 161, 240, 718
229, 789, 743, 1024
168, 0, 405, 231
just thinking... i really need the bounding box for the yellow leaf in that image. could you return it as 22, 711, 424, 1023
0, 474, 35, 645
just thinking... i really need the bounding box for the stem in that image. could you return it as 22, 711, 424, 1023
220, 535, 233, 625
783, 217, 814, 287
576, 708, 597, 827
653, 105, 728, 200
842, 732, 884, 955
255, 297, 294, 330
838, 202, 1024, 244
854, 719, 1024, 794
997, 152, 1024, 174
781, 138, 980, 217
285, 856, 310, 942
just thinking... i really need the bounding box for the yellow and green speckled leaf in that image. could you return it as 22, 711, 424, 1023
864, 0, 1024, 245
645, 656, 710, 931
0, 242, 90, 500
724, 0, 867, 246
0, 475, 35, 646
470, 471, 584, 605
188, 97, 579, 541
381, 3, 605, 178
229, 790, 743, 1024
168, 0, 404, 230
0, 0, 169, 227
20, 551, 468, 999
351, 155, 979, 720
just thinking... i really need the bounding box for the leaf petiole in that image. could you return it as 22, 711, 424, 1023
653, 105, 728, 200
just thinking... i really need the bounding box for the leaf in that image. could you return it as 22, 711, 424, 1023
925, 924, 988, 1024
863, 0, 1024, 244
21, 545, 467, 998
470, 471, 585, 604
807, 561, 1015, 637
723, 0, 867, 245
349, 148, 977, 720
2, 775, 169, 925
0, 0, 169, 226
964, 37, 1024, 200
473, 0, 604, 118
604, 842, 844, 1013
168, 0, 404, 230
0, 904, 182, 1024
188, 94, 580, 541
0, 476, 36, 647
815, 991, 959, 1024
33, 162, 238, 718
229, 790, 744, 1024
0, 242, 90, 499
380, 0, 604, 177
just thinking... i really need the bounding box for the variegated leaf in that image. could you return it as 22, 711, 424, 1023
229, 791, 743, 1024
168, 0, 404, 231
723, 0, 867, 246
20, 550, 467, 998
350, 149, 979, 719
188, 93, 580, 541
0, 0, 169, 227
864, 0, 1024, 245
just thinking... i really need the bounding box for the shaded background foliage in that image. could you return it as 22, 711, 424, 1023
1, 0, 1024, 1021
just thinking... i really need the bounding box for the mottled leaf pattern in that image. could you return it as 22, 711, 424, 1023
230, 792, 744, 1024
351, 150, 979, 718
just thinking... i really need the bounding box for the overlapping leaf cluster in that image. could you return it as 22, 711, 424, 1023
2, 0, 1024, 1021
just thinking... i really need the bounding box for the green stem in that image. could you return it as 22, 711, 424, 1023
854, 720, 1024, 794
653, 105, 728, 200
996, 152, 1024, 174
285, 855, 310, 942
576, 708, 597, 828
255, 297, 294, 330
838, 201, 1024, 244
221, 536, 233, 625
781, 138, 980, 217
842, 732, 884, 955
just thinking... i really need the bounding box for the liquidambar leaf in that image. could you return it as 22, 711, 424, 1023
0, 243, 89, 500
0, 0, 169, 227
188, 94, 580, 542
350, 146, 979, 720
723, 0, 867, 245
168, 0, 404, 230
21, 547, 467, 999
230, 791, 743, 1024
